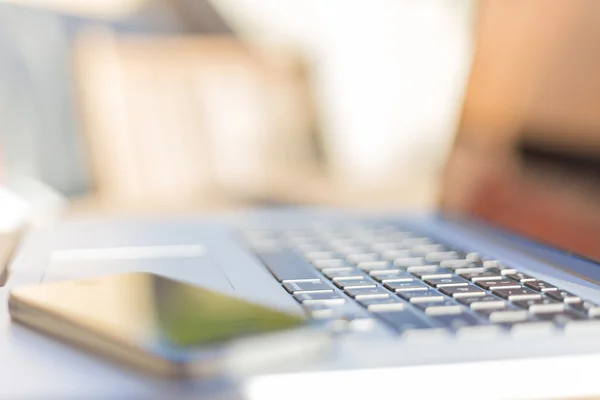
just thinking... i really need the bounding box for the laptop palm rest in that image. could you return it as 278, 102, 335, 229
42, 245, 234, 293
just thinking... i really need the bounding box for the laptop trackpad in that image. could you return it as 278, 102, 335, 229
43, 246, 233, 293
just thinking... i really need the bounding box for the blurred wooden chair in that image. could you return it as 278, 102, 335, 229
73, 30, 318, 209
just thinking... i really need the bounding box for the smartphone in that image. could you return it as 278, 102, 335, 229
9, 273, 329, 378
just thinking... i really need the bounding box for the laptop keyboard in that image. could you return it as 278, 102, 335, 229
244, 225, 600, 338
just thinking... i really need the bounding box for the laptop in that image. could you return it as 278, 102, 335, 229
7, 168, 600, 399
5, 5, 600, 400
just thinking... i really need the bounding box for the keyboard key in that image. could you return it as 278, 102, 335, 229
487, 310, 529, 323
322, 267, 366, 280
524, 280, 559, 292
424, 305, 464, 316
370, 270, 414, 283
499, 268, 518, 276
512, 297, 560, 310
368, 302, 407, 312
357, 261, 390, 271
283, 280, 333, 293
381, 249, 413, 261
345, 286, 390, 299
482, 260, 506, 270
475, 304, 517, 317
470, 301, 508, 311
257, 250, 322, 282
333, 278, 376, 290
324, 301, 367, 317
409, 267, 451, 279
357, 295, 406, 309
425, 251, 460, 263
294, 291, 346, 306
466, 253, 483, 262
455, 267, 489, 275
302, 302, 332, 312
413, 299, 457, 310
588, 307, 600, 318
458, 295, 507, 310
406, 265, 439, 275
331, 274, 371, 282
475, 279, 521, 290
439, 259, 469, 269
312, 259, 346, 270
546, 290, 582, 304
375, 309, 437, 334
457, 294, 502, 305
439, 259, 480, 270
460, 270, 503, 282
505, 272, 536, 282
302, 303, 335, 319
411, 244, 447, 256
384, 281, 428, 292
432, 312, 481, 330
440, 284, 487, 298
398, 289, 446, 304
529, 303, 567, 314
569, 301, 600, 317
483, 261, 519, 275
536, 310, 583, 324
394, 257, 426, 268
492, 287, 542, 301
346, 253, 379, 264
424, 276, 468, 288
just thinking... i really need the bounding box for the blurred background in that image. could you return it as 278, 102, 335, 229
0, 0, 477, 230
2, 0, 599, 235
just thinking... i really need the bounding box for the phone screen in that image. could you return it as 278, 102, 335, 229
10, 273, 306, 354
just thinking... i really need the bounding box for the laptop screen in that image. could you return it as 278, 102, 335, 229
441, 1, 600, 261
